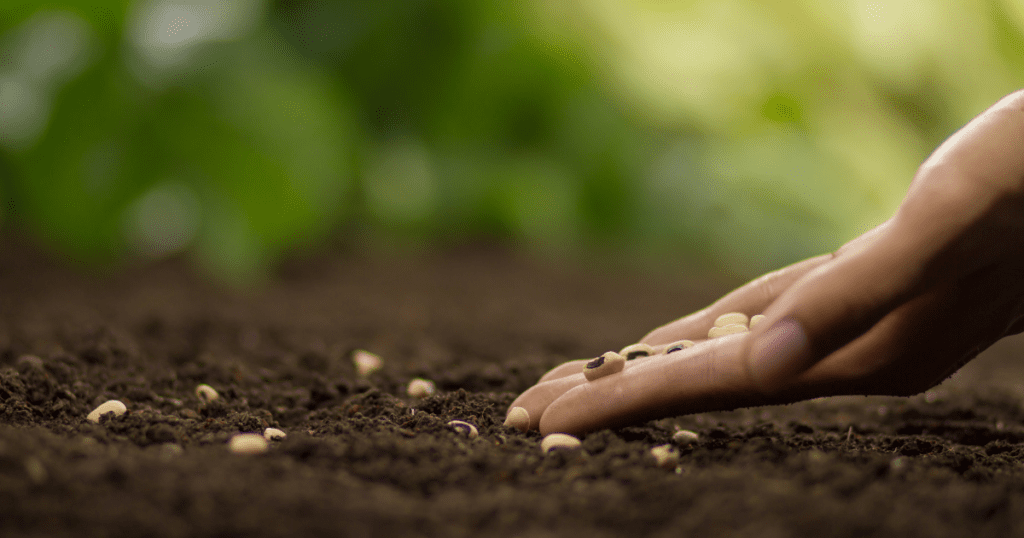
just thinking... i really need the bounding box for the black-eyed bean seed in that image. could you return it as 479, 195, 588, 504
447, 420, 479, 439
504, 407, 530, 433
87, 400, 127, 423
407, 378, 436, 398
749, 314, 767, 329
583, 351, 625, 381
713, 312, 749, 327
229, 433, 268, 455
541, 433, 581, 453
619, 343, 654, 360
672, 429, 699, 445
352, 349, 383, 377
707, 323, 748, 338
195, 384, 219, 403
263, 428, 287, 441
666, 340, 695, 354
650, 444, 680, 469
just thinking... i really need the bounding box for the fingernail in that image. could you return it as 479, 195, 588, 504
748, 317, 808, 391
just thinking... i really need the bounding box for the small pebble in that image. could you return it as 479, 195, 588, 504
672, 429, 700, 445
666, 340, 695, 354
195, 384, 219, 403
504, 407, 530, 433
619, 343, 654, 360
352, 349, 383, 377
229, 433, 268, 455
713, 312, 749, 327
650, 444, 680, 469
707, 323, 749, 338
583, 351, 625, 381
447, 420, 479, 439
541, 433, 581, 453
407, 378, 436, 398
87, 400, 127, 423
749, 314, 767, 329
264, 428, 287, 441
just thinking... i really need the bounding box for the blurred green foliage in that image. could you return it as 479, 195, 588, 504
0, 0, 1022, 283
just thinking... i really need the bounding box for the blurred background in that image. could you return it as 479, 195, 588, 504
1, 0, 1022, 284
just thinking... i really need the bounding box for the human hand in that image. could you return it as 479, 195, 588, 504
511, 90, 1024, 436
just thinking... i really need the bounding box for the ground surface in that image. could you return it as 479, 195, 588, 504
4, 239, 1024, 538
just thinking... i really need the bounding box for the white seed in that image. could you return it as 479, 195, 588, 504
665, 340, 695, 354
672, 429, 700, 445
352, 349, 383, 377
541, 433, 581, 453
447, 420, 479, 439
195, 384, 219, 403
707, 323, 749, 338
650, 444, 680, 469
583, 351, 625, 381
263, 428, 287, 441
87, 400, 127, 423
749, 314, 767, 329
504, 407, 530, 433
407, 378, 436, 398
229, 433, 268, 455
619, 343, 654, 361
713, 312, 749, 328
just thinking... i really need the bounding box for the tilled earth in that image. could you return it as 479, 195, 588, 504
4, 239, 1024, 538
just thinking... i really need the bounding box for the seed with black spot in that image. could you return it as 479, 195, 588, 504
666, 340, 695, 354
619, 343, 654, 360
87, 400, 127, 423
650, 444, 680, 469
541, 433, 581, 453
264, 428, 287, 441
407, 378, 436, 398
583, 351, 625, 381
504, 407, 530, 433
195, 384, 219, 403
447, 420, 479, 438
352, 349, 383, 377
672, 429, 699, 445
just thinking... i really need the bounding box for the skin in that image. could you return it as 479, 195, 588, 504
511, 89, 1024, 436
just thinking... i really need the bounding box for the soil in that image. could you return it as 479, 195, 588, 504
4, 238, 1024, 538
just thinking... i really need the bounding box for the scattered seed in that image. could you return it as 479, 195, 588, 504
672, 429, 699, 445
352, 349, 383, 377
407, 378, 436, 398
650, 444, 680, 469
713, 312, 749, 327
229, 433, 268, 455
666, 340, 695, 354
619, 343, 654, 360
583, 351, 625, 381
87, 400, 127, 423
749, 314, 767, 329
447, 420, 479, 439
541, 433, 581, 453
504, 407, 530, 433
195, 384, 219, 403
707, 323, 749, 338
264, 428, 287, 441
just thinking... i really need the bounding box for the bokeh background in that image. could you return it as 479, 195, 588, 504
1, 0, 1022, 284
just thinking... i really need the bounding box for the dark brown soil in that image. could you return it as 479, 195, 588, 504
4, 239, 1024, 538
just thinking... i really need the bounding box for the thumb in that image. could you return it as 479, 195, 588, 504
744, 223, 924, 393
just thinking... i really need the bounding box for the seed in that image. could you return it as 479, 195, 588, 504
666, 340, 695, 354
713, 312, 749, 327
707, 323, 749, 338
504, 407, 530, 433
263, 428, 287, 441
650, 444, 680, 469
541, 433, 581, 453
195, 384, 219, 403
229, 433, 268, 455
672, 429, 699, 445
749, 314, 767, 329
352, 349, 383, 377
447, 420, 479, 439
619, 343, 654, 360
407, 378, 436, 398
583, 351, 625, 381
87, 400, 127, 423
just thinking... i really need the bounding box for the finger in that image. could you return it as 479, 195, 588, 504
537, 359, 591, 384
507, 373, 594, 431
742, 218, 928, 394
